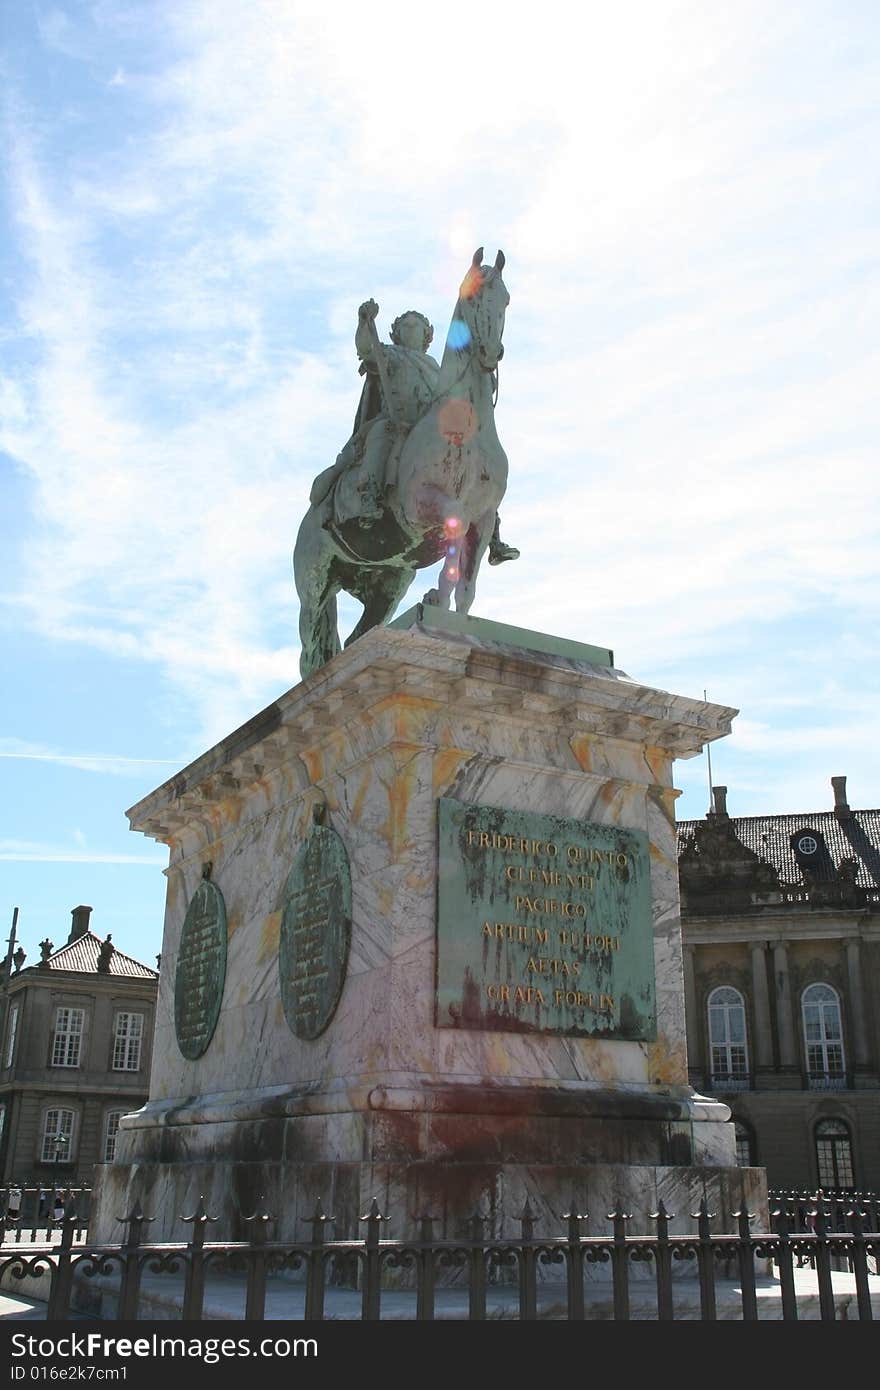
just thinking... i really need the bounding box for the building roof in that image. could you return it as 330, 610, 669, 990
677, 808, 880, 890
41, 931, 158, 980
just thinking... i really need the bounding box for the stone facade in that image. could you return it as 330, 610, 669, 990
0, 907, 158, 1185
679, 781, 880, 1190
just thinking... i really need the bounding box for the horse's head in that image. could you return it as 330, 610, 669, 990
453, 247, 509, 372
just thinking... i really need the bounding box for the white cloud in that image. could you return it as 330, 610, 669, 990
0, 739, 183, 776
2, 0, 878, 779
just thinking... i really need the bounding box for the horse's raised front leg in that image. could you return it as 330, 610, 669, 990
453, 510, 494, 614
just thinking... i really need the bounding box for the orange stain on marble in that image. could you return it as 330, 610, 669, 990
350, 767, 372, 825
322, 729, 347, 771
226, 911, 242, 938
647, 1036, 688, 1085
302, 747, 324, 784
218, 796, 243, 828
569, 733, 594, 771
597, 779, 620, 809
655, 788, 680, 824
432, 747, 471, 795
405, 868, 434, 894
582, 1042, 619, 1084
259, 911, 281, 963
375, 693, 438, 742
382, 754, 420, 857
484, 1035, 516, 1074
644, 746, 669, 785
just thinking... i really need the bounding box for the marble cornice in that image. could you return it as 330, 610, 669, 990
128, 624, 736, 844
683, 914, 880, 945
119, 1074, 729, 1129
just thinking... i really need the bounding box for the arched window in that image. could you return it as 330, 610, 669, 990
734, 1120, 755, 1167
802, 983, 846, 1088
103, 1110, 126, 1163
815, 1119, 854, 1189
707, 987, 750, 1088
40, 1108, 76, 1165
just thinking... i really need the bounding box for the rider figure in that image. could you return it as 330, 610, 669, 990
310, 300, 519, 564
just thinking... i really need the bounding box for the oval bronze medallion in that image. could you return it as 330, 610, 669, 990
174, 876, 227, 1060
279, 818, 351, 1040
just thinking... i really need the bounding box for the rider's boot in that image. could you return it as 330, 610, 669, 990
487, 512, 520, 565
488, 534, 520, 565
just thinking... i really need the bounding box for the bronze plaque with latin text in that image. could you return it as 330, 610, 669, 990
436, 798, 656, 1039
174, 877, 228, 1060
279, 818, 351, 1040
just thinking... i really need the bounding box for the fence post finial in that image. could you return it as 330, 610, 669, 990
242, 1195, 275, 1245
117, 1201, 154, 1250
518, 1197, 537, 1242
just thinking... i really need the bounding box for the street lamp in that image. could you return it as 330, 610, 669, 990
52, 1133, 69, 1224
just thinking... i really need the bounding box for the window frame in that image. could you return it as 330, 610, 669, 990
111, 1011, 144, 1072
40, 1107, 76, 1165
814, 1117, 855, 1189
102, 1109, 126, 1163
51, 1006, 86, 1069
801, 982, 846, 1087
734, 1119, 755, 1167
707, 986, 750, 1088
4, 1002, 19, 1068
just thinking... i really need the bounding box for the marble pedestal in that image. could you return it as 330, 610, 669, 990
91, 609, 766, 1246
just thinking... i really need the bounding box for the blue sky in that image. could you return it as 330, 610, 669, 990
2, 1, 878, 970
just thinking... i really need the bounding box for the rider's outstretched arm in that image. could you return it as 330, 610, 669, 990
355, 299, 379, 364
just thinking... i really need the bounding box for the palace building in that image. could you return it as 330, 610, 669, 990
678, 776, 880, 1191
0, 905, 158, 1185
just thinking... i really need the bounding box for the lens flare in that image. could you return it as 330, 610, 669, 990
436, 399, 477, 447
446, 318, 471, 350
459, 267, 484, 300
444, 516, 461, 535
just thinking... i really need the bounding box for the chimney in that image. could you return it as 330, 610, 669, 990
710, 785, 729, 818
68, 905, 92, 943
831, 776, 851, 821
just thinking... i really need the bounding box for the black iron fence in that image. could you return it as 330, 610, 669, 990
0, 1184, 91, 1243
769, 1188, 880, 1235
0, 1190, 877, 1322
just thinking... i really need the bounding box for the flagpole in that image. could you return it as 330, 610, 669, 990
704, 690, 714, 814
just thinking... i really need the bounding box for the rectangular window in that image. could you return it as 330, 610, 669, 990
51, 1008, 85, 1067
112, 1012, 143, 1071
5, 1003, 18, 1067
103, 1111, 125, 1162
41, 1108, 74, 1163
825, 1043, 844, 1075
710, 1045, 747, 1078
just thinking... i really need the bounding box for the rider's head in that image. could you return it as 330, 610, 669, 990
390, 310, 433, 353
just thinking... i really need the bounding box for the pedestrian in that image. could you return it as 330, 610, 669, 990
5, 1184, 22, 1222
